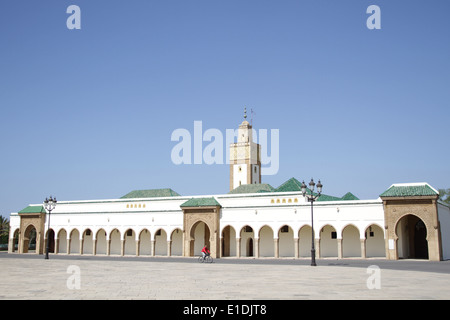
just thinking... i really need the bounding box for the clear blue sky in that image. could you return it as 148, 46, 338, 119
1, 0, 449, 218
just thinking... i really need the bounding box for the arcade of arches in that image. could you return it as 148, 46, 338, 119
11, 194, 443, 261
11, 223, 388, 259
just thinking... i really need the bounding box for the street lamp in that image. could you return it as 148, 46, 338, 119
43, 196, 57, 260
301, 179, 322, 266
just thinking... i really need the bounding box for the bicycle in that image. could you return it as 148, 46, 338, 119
198, 254, 213, 263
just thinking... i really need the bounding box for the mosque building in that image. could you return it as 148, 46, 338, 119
8, 116, 450, 261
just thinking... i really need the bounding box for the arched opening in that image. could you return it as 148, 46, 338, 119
189, 222, 210, 257
342, 225, 361, 258
96, 229, 107, 255
110, 229, 121, 255
365, 224, 385, 258
259, 226, 274, 257
58, 229, 67, 254
240, 225, 254, 257
124, 229, 136, 256
221, 226, 236, 257
12, 229, 20, 253
320, 225, 338, 258
70, 229, 80, 254
154, 229, 167, 256
82, 229, 93, 254
396, 215, 428, 259
23, 225, 37, 253
247, 238, 254, 257
298, 225, 312, 258
278, 225, 294, 257
46, 229, 55, 253
171, 228, 183, 256
139, 229, 151, 256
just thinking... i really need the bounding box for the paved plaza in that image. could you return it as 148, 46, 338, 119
1, 253, 450, 300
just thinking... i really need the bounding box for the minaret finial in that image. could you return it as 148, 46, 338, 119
244, 107, 247, 119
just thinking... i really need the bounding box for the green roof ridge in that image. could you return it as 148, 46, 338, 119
18, 205, 46, 214
341, 192, 359, 201
121, 188, 181, 199
228, 183, 275, 194
380, 183, 438, 197
180, 197, 221, 207
275, 177, 304, 192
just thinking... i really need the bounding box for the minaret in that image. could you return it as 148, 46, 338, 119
229, 108, 261, 191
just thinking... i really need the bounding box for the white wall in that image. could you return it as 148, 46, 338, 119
438, 203, 450, 260
9, 192, 386, 259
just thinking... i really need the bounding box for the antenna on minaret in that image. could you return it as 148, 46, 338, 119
251, 108, 255, 126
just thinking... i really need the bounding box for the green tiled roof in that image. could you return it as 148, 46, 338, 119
180, 197, 221, 208
316, 194, 343, 202
380, 184, 438, 197
18, 205, 46, 214
341, 192, 359, 201
121, 188, 181, 199
274, 177, 359, 201
228, 183, 275, 194
275, 177, 304, 193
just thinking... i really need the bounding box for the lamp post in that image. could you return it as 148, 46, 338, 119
43, 196, 57, 260
301, 179, 322, 266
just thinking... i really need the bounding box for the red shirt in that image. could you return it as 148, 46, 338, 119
201, 247, 210, 254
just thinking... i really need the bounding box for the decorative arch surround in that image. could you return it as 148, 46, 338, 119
182, 204, 221, 258
18, 208, 46, 254
381, 189, 442, 261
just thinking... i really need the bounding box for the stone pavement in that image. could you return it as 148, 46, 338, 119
1, 254, 450, 300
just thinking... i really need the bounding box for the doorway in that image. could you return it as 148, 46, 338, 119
190, 221, 211, 256
396, 214, 428, 259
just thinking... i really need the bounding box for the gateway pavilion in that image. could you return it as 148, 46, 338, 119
8, 117, 450, 261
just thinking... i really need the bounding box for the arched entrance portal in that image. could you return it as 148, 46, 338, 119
22, 225, 37, 253
181, 199, 221, 258
190, 221, 211, 257
396, 214, 428, 259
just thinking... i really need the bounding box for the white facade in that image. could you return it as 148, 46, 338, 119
8, 189, 390, 259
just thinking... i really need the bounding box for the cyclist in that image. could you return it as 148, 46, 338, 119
201, 245, 211, 260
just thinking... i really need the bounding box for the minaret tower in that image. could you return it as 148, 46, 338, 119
229, 108, 261, 191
